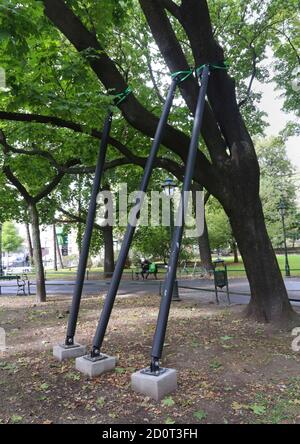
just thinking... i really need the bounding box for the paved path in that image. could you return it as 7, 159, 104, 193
1, 276, 300, 306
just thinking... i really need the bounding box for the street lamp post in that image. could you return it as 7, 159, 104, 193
278, 199, 291, 277
162, 178, 180, 300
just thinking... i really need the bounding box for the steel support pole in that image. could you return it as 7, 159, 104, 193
150, 66, 210, 371
90, 78, 179, 357
169, 198, 179, 300
65, 111, 113, 346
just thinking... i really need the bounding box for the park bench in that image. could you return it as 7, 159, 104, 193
133, 263, 159, 280
0, 274, 31, 296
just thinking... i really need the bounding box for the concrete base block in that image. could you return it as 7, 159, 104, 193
131, 368, 177, 401
53, 343, 87, 361
75, 354, 116, 378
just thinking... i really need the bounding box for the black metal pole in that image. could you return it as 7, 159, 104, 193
65, 111, 113, 346
150, 66, 210, 371
90, 78, 179, 357
281, 212, 291, 277
170, 196, 180, 300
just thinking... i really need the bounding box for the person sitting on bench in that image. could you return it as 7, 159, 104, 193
148, 262, 158, 280
141, 259, 150, 280
141, 260, 158, 280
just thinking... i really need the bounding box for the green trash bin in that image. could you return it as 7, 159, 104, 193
213, 259, 230, 305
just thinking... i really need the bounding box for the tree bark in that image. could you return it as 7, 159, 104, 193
28, 203, 46, 302
198, 220, 213, 272
228, 198, 296, 325
103, 226, 114, 278
25, 222, 34, 265
55, 232, 64, 269
53, 224, 58, 271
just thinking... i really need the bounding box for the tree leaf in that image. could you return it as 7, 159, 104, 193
194, 409, 207, 421
250, 404, 266, 415
162, 396, 175, 407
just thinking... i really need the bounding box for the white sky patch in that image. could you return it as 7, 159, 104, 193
255, 80, 299, 163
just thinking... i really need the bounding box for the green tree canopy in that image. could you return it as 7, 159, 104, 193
2, 221, 23, 253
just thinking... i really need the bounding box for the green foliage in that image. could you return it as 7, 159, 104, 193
206, 199, 232, 250
193, 409, 207, 421
208, 0, 299, 135
2, 221, 23, 253
256, 136, 297, 246
0, 172, 24, 222
133, 226, 171, 263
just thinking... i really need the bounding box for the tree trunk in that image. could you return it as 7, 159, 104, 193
53, 224, 58, 271
228, 198, 297, 326
198, 219, 213, 272
28, 203, 46, 302
55, 231, 64, 269
25, 222, 34, 265
103, 226, 114, 278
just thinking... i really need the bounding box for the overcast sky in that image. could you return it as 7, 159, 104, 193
255, 79, 299, 171
255, 79, 299, 203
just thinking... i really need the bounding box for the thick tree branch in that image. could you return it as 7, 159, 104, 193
174, 0, 259, 179
41, 0, 217, 195
34, 158, 79, 202
160, 0, 182, 20
67, 153, 186, 183
57, 206, 104, 231
139, 0, 228, 166
2, 165, 33, 203
0, 129, 80, 204
0, 110, 135, 159
0, 130, 62, 169
0, 110, 159, 169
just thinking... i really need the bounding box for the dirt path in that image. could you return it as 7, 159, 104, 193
0, 294, 300, 424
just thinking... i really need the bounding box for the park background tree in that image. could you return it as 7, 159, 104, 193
257, 135, 297, 246
2, 221, 23, 266
0, 128, 80, 301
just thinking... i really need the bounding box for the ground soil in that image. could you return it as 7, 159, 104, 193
0, 294, 300, 424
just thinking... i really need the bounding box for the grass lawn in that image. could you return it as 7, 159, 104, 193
0, 294, 300, 424
222, 254, 300, 278
25, 254, 300, 281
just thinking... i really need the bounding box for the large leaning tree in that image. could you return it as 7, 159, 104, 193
0, 0, 298, 325
40, 0, 298, 325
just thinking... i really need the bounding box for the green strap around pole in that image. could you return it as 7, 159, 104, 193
113, 86, 132, 106
171, 69, 194, 83
196, 60, 229, 76
171, 61, 228, 82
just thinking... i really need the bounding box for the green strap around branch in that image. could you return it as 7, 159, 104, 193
196, 60, 229, 76
113, 86, 132, 106
171, 69, 194, 83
